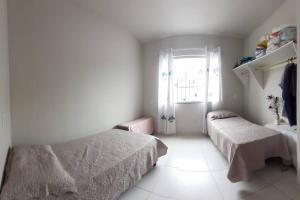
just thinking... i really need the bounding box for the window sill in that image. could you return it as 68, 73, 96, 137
175, 101, 203, 104
175, 101, 217, 104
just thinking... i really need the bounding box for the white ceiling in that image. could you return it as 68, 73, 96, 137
74, 0, 285, 43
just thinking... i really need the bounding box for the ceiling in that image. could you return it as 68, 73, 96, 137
74, 0, 285, 43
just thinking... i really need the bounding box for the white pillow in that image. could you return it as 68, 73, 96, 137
207, 110, 238, 120
0, 145, 77, 200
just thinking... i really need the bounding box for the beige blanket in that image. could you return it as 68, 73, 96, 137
1, 129, 168, 200
207, 116, 290, 182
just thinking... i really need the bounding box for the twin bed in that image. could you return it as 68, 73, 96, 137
0, 129, 167, 200
207, 110, 291, 182
0, 110, 293, 199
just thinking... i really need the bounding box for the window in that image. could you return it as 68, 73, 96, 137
173, 50, 221, 103
173, 57, 207, 103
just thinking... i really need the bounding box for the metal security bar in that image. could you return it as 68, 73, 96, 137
174, 72, 203, 103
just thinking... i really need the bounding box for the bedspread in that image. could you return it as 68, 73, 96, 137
1, 129, 167, 200
207, 116, 290, 182
52, 129, 167, 200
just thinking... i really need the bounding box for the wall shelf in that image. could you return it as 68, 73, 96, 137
233, 41, 297, 89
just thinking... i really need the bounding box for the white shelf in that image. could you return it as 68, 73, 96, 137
233, 41, 297, 89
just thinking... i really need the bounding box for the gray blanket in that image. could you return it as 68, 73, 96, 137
1, 129, 168, 200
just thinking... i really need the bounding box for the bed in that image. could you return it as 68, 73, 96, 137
0, 129, 168, 200
265, 123, 297, 168
207, 110, 291, 183
116, 117, 154, 135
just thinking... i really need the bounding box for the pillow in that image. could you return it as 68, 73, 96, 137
0, 145, 77, 200
207, 110, 238, 120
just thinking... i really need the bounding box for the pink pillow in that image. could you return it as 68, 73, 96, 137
207, 110, 238, 120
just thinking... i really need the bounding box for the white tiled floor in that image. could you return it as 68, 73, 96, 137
120, 135, 299, 200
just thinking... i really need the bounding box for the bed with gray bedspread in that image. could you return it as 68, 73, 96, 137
207, 111, 291, 183
0, 129, 168, 200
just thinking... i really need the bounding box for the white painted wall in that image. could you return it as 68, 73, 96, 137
243, 0, 296, 125
8, 0, 143, 145
0, 0, 11, 183
244, 0, 296, 56
143, 35, 244, 135
297, 0, 300, 184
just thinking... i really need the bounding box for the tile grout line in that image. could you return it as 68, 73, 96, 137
270, 182, 295, 200
156, 136, 297, 200
207, 170, 225, 200
204, 152, 271, 200
243, 184, 272, 200
149, 165, 181, 200
161, 137, 229, 199
203, 150, 225, 200
137, 165, 180, 200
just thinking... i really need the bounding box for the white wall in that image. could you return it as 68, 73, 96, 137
143, 35, 244, 135
244, 0, 296, 56
8, 0, 143, 145
243, 0, 296, 125
297, 0, 300, 184
0, 0, 11, 184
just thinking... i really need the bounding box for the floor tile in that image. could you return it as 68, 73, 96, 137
197, 137, 220, 153
273, 171, 300, 200
148, 193, 178, 200
244, 186, 291, 200
203, 150, 229, 171
150, 167, 182, 198
164, 135, 204, 154
136, 166, 164, 192
211, 170, 268, 200
158, 135, 180, 151
153, 170, 223, 200
156, 154, 169, 166
119, 187, 151, 200
254, 159, 296, 184
166, 151, 209, 171
122, 135, 299, 200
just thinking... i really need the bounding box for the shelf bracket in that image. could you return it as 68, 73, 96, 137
248, 66, 264, 89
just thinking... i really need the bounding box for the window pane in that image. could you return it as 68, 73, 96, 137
173, 57, 207, 103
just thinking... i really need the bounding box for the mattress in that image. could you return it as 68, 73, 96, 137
1, 129, 168, 200
207, 116, 291, 182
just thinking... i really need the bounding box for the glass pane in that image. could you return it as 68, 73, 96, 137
173, 57, 207, 103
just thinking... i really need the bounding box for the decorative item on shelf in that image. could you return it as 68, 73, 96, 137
239, 56, 255, 65
279, 26, 297, 46
233, 61, 239, 69
255, 35, 269, 59
287, 56, 297, 64
267, 25, 297, 54
233, 41, 297, 89
255, 46, 266, 58
267, 95, 281, 125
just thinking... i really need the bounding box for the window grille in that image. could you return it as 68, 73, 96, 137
173, 57, 207, 103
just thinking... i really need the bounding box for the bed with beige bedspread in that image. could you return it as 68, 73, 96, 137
207, 111, 291, 183
0, 129, 168, 200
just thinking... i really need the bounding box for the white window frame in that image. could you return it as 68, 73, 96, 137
172, 48, 209, 104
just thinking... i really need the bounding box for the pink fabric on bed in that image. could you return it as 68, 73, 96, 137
117, 117, 154, 135
207, 116, 291, 182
